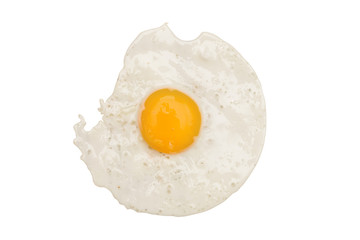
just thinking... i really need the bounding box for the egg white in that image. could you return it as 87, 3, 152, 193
74, 24, 266, 216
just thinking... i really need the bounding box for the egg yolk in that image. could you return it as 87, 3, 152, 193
139, 88, 201, 154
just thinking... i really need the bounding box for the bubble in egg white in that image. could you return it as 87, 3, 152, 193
74, 24, 266, 216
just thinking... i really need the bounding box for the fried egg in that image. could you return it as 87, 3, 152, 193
74, 24, 266, 216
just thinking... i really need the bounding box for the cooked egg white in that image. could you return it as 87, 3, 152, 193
74, 24, 266, 216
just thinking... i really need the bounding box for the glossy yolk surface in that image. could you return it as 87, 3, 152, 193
139, 88, 201, 154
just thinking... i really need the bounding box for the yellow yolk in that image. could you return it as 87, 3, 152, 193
139, 88, 201, 154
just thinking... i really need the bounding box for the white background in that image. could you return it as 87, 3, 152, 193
0, 0, 359, 239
